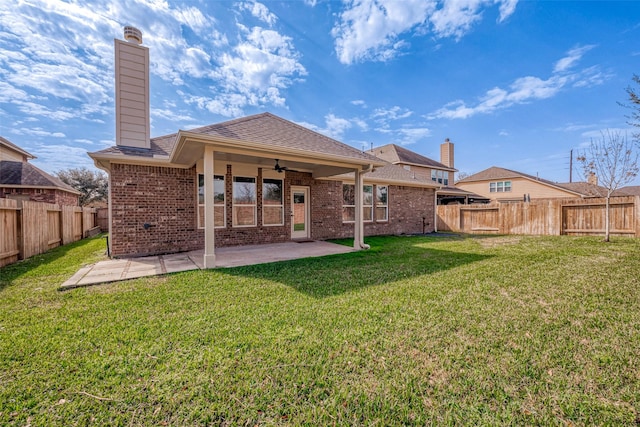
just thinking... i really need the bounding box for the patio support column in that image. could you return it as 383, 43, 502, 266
353, 168, 364, 249
203, 145, 216, 268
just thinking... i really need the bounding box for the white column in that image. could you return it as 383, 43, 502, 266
203, 146, 216, 268
353, 168, 363, 249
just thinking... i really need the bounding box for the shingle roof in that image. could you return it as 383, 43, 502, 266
93, 112, 379, 162
368, 143, 454, 170
619, 185, 640, 196
0, 161, 78, 193
0, 137, 35, 159
332, 161, 439, 187
456, 166, 550, 184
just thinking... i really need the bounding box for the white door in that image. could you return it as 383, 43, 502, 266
291, 186, 309, 240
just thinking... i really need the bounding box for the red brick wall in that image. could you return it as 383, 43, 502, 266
109, 165, 435, 257
110, 164, 203, 257
297, 172, 436, 239
0, 188, 78, 206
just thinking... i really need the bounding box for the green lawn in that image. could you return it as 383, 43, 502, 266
1, 234, 639, 425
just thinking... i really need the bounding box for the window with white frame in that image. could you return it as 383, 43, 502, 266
363, 184, 373, 221
342, 184, 374, 222
233, 176, 256, 226
375, 185, 388, 221
489, 181, 512, 193
262, 178, 283, 226
431, 169, 449, 185
197, 174, 225, 228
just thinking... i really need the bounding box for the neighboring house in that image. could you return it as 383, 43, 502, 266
367, 140, 457, 186
456, 166, 622, 202
619, 186, 640, 196
0, 136, 80, 206
367, 141, 487, 204
88, 28, 440, 268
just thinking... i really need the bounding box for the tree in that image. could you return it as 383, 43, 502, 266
56, 167, 108, 206
456, 171, 472, 182
576, 130, 639, 242
622, 74, 640, 143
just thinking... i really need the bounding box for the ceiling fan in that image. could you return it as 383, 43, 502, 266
274, 159, 298, 173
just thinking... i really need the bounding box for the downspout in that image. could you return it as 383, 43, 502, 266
434, 189, 438, 233
357, 164, 374, 250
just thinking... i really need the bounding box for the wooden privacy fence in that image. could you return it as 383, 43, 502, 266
436, 196, 640, 237
0, 199, 98, 268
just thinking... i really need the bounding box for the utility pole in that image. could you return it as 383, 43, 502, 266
569, 149, 574, 182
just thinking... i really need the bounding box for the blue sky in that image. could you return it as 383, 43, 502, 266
1, 0, 639, 185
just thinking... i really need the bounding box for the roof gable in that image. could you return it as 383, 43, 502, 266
456, 166, 613, 197
368, 143, 453, 170
0, 137, 35, 160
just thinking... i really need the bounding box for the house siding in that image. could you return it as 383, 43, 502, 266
457, 177, 578, 201
109, 164, 436, 257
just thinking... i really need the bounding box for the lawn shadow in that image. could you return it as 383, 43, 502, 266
222, 236, 493, 298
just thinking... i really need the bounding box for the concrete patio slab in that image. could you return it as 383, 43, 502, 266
59, 241, 354, 290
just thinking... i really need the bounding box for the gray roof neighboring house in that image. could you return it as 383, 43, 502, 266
333, 160, 439, 187
367, 143, 456, 171
0, 160, 79, 194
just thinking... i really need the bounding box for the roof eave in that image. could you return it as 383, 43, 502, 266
171, 131, 385, 170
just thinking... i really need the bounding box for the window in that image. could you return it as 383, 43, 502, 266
342, 184, 374, 222
363, 185, 373, 221
342, 184, 355, 222
197, 174, 225, 228
233, 176, 256, 226
431, 169, 449, 186
262, 178, 283, 226
489, 181, 512, 193
375, 185, 388, 221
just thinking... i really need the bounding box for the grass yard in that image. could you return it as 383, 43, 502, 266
1, 234, 639, 425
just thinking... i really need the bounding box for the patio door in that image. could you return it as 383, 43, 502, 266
291, 186, 309, 240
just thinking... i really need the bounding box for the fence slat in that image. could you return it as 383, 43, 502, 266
437, 196, 637, 237
0, 200, 97, 268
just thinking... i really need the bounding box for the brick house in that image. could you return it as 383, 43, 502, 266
0, 136, 80, 206
88, 27, 441, 268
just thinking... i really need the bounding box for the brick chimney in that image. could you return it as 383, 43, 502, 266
114, 26, 150, 149
440, 138, 454, 185
587, 172, 598, 186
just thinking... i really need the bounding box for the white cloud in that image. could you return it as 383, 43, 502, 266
239, 2, 278, 26
397, 127, 431, 144
151, 108, 197, 123
11, 128, 66, 138
498, 0, 519, 22
297, 113, 365, 140
372, 106, 413, 121
197, 25, 306, 116
332, 0, 519, 64
553, 45, 595, 73
351, 99, 367, 107
429, 45, 607, 120
332, 0, 434, 64
31, 144, 94, 173
0, 0, 306, 126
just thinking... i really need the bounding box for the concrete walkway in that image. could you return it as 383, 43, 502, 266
60, 241, 354, 290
